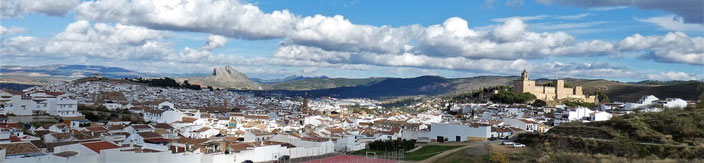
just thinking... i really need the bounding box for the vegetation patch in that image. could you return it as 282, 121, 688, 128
404, 145, 462, 161
517, 108, 704, 159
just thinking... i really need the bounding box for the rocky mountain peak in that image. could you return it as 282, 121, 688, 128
185, 66, 263, 90
212, 66, 246, 79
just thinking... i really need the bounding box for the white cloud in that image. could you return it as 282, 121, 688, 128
618, 32, 704, 65
1, 0, 79, 18
302, 67, 319, 74
537, 0, 703, 23
285, 14, 421, 54
0, 25, 26, 35
554, 13, 591, 20
202, 35, 228, 51
647, 71, 702, 81
2, 20, 170, 60
272, 45, 531, 73
75, 0, 297, 39
588, 6, 629, 11
3, 0, 699, 78
491, 15, 549, 22
534, 62, 639, 79
635, 15, 704, 32
532, 21, 609, 30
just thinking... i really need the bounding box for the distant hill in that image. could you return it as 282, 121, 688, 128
237, 76, 519, 99
0, 83, 36, 91
252, 75, 329, 84
0, 64, 206, 85
256, 76, 704, 101
184, 66, 262, 90
264, 77, 386, 90
3, 64, 701, 100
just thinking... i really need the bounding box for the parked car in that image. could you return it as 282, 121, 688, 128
501, 141, 514, 145
513, 143, 526, 148
489, 137, 498, 141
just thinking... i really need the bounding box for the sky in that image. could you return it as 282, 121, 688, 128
0, 0, 703, 81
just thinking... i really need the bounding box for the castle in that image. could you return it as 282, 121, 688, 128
512, 70, 596, 103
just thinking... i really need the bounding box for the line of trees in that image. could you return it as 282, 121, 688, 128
126, 77, 202, 90
368, 139, 416, 151
490, 91, 536, 104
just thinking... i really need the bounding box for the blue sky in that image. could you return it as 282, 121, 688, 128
1, 0, 702, 81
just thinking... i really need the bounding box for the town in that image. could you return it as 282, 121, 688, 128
0, 71, 696, 163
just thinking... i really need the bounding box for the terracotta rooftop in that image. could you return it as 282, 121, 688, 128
137, 132, 163, 139
194, 127, 211, 133
152, 123, 174, 130
49, 133, 72, 140
30, 140, 48, 149
0, 123, 24, 129
173, 137, 209, 144
244, 115, 269, 120
0, 142, 40, 155
108, 125, 126, 131
81, 141, 120, 153
54, 151, 79, 157
86, 126, 108, 132
129, 124, 153, 130
182, 117, 198, 123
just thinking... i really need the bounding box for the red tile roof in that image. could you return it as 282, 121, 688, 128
182, 117, 198, 123
137, 132, 163, 139
9, 136, 22, 142
144, 138, 170, 143
0, 142, 40, 155
86, 126, 108, 132
81, 141, 120, 153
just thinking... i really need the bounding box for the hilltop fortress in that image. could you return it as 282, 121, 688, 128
512, 70, 597, 103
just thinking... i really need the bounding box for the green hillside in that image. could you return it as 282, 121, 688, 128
264, 77, 387, 90
517, 107, 704, 159
263, 75, 703, 101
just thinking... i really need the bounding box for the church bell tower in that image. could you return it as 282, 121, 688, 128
521, 69, 529, 80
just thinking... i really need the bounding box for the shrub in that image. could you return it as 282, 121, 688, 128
487, 153, 509, 163
532, 99, 547, 107
368, 139, 415, 151
490, 91, 536, 104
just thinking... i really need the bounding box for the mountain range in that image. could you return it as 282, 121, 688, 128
251, 75, 329, 84
1, 64, 702, 102
0, 64, 205, 85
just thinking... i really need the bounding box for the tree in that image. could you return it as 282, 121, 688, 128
532, 99, 547, 107
490, 91, 536, 104
563, 101, 595, 108
592, 91, 610, 103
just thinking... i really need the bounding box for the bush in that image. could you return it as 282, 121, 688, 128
563, 101, 596, 108
592, 92, 610, 103
532, 99, 547, 107
487, 153, 509, 163
368, 139, 415, 151
490, 91, 536, 104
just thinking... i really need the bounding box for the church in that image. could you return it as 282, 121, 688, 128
512, 70, 597, 103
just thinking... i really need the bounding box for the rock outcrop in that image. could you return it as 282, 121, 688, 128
186, 66, 262, 90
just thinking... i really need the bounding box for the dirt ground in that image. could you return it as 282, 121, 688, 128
488, 142, 527, 154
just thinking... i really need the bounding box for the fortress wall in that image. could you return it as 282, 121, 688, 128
574, 86, 583, 95
557, 88, 574, 96
543, 86, 555, 94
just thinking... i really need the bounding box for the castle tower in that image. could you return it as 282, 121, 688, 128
514, 69, 535, 94
554, 79, 565, 99
521, 69, 529, 80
